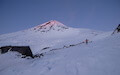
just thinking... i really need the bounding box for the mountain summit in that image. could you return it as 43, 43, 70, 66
31, 20, 68, 32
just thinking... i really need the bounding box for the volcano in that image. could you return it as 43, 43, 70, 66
31, 20, 68, 32
0, 20, 102, 54
1, 20, 119, 75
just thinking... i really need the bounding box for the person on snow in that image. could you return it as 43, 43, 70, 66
85, 39, 89, 44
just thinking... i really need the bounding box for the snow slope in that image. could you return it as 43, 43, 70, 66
0, 20, 120, 75
0, 32, 120, 75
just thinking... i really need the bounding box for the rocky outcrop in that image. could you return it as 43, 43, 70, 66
0, 46, 33, 58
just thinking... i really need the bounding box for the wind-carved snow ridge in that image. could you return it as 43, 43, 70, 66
31, 20, 69, 32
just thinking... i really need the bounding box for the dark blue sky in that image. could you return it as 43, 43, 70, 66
0, 0, 120, 34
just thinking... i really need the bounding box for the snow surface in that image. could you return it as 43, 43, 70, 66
0, 20, 120, 75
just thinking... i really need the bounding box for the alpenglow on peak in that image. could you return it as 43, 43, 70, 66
31, 20, 69, 32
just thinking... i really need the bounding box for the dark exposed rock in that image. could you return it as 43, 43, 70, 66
69, 44, 76, 47
112, 24, 120, 35
42, 47, 50, 50
33, 53, 44, 58
0, 46, 34, 58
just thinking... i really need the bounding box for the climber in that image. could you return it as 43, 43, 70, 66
85, 39, 89, 44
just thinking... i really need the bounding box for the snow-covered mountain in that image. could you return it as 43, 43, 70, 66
0, 20, 101, 54
0, 20, 120, 75
30, 20, 69, 32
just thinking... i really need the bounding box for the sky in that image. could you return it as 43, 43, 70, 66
0, 0, 120, 34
